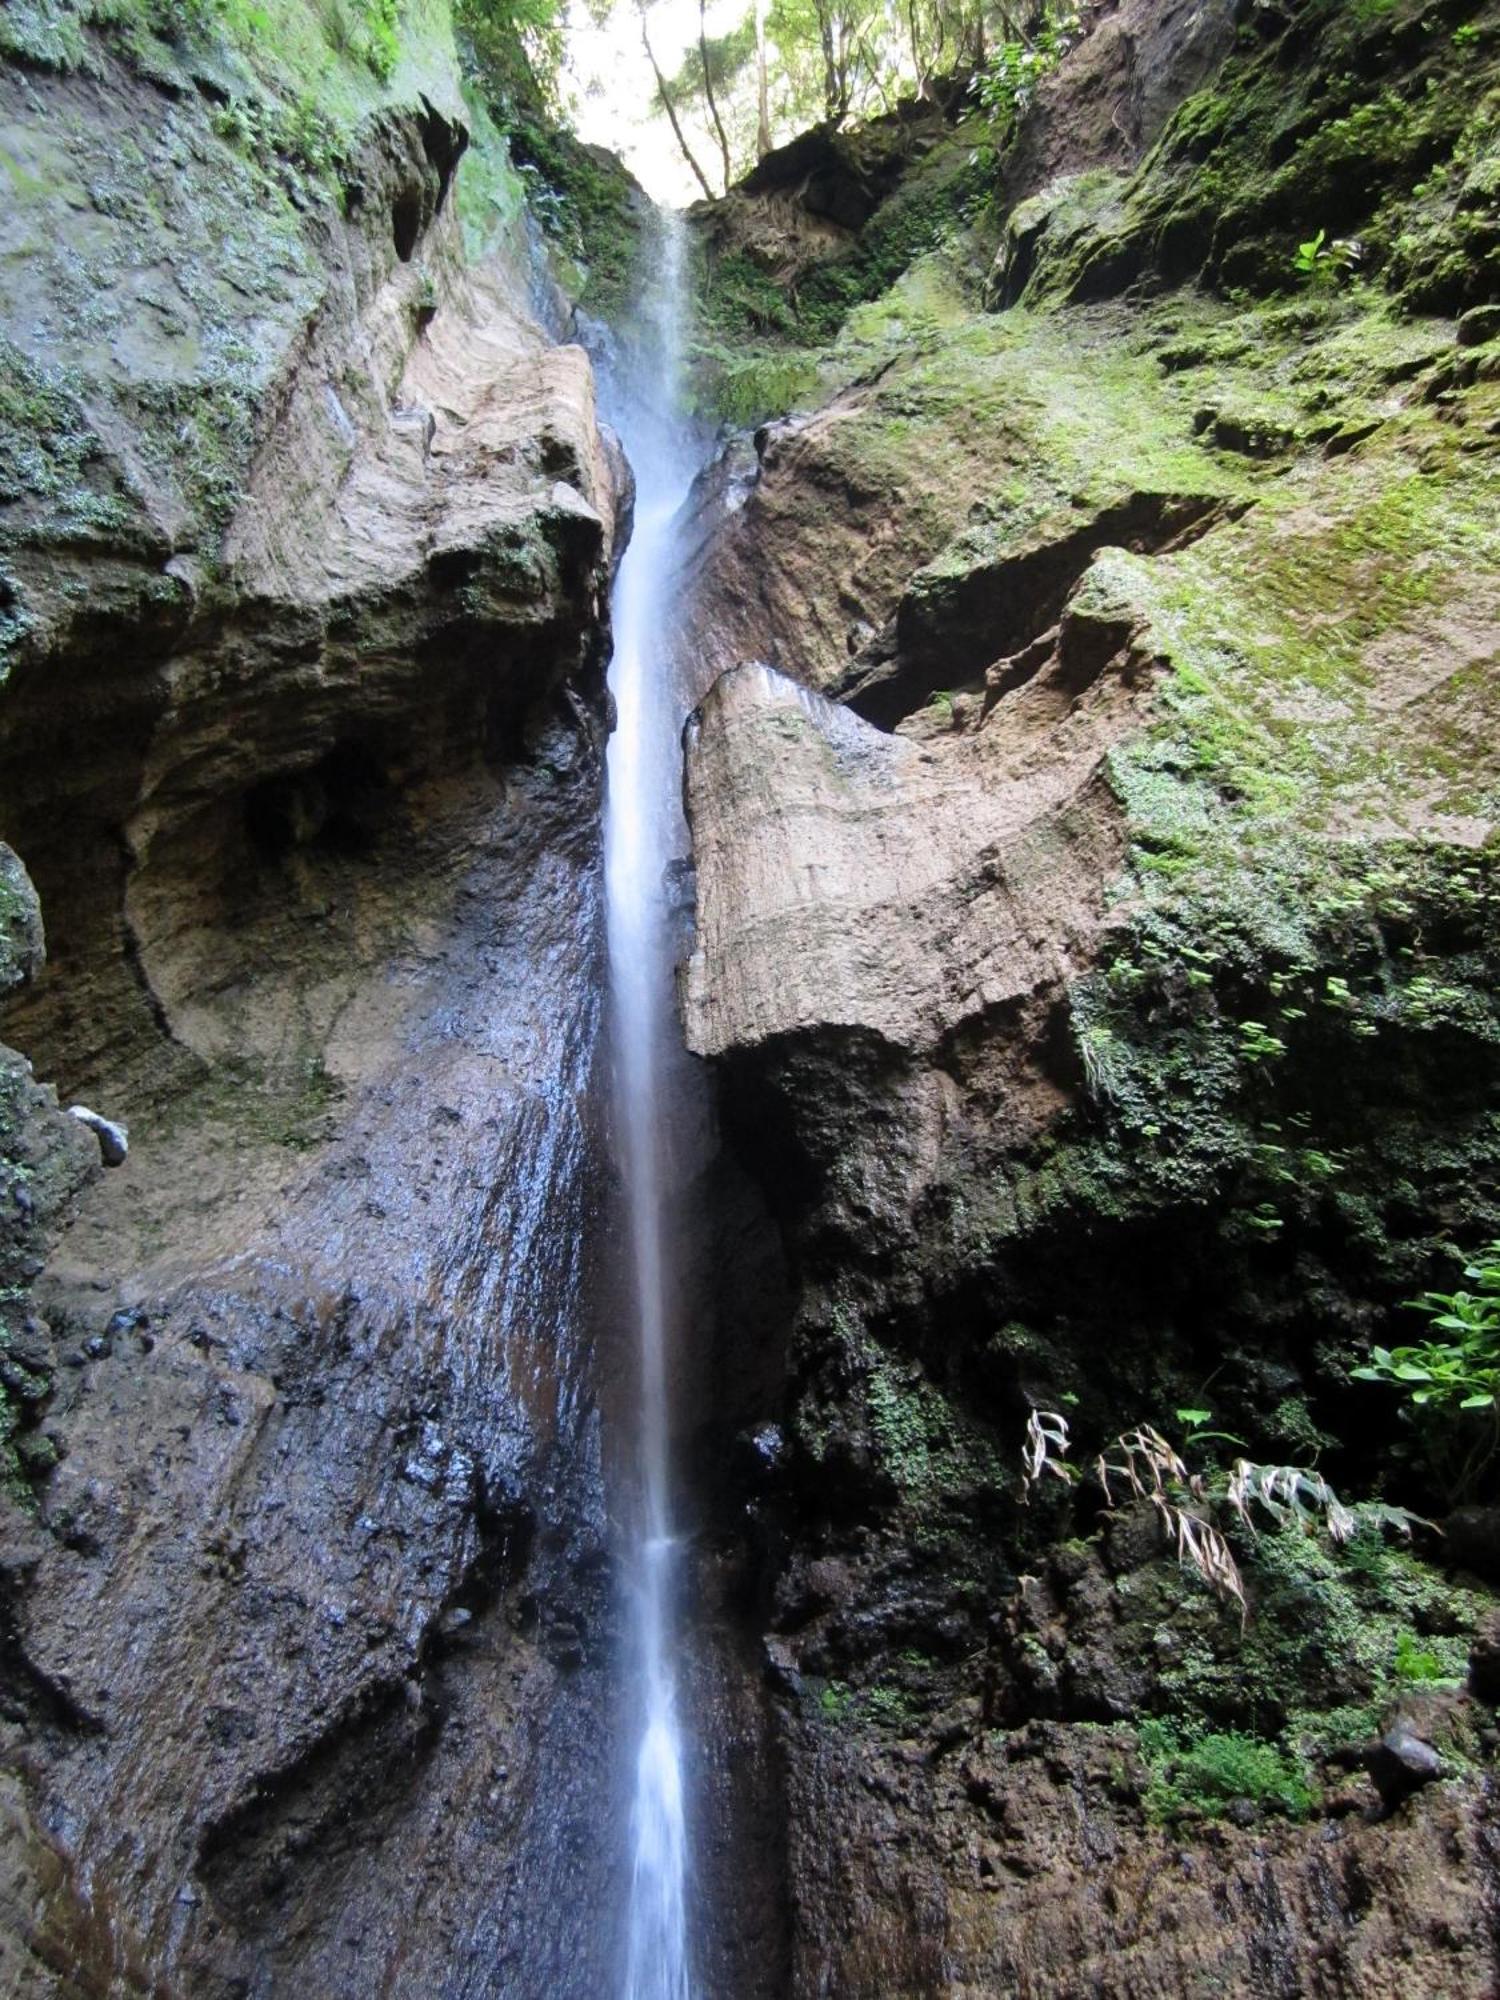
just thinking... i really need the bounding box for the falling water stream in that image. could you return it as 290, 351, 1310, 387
600, 213, 700, 2000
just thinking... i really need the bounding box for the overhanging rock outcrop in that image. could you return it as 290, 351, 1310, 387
682, 650, 1135, 1069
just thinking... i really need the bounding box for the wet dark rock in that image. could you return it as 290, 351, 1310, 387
1457, 304, 1500, 346
0, 19, 637, 1998
4, 1321, 52, 1374
1468, 1611, 1500, 1705
0, 848, 45, 996
1444, 1506, 1500, 1582
1366, 1727, 1444, 1812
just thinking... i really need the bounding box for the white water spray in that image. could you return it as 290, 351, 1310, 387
601, 213, 699, 2000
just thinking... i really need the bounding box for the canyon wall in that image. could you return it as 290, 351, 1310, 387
680, 0, 1500, 1989
0, 7, 638, 1992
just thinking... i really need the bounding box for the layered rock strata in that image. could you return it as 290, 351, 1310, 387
0, 19, 633, 1995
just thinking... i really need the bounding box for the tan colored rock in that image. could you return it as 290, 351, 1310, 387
683, 636, 1139, 1072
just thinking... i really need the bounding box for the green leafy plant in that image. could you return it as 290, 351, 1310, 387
1175, 1407, 1246, 1450
1292, 228, 1365, 286
1139, 1721, 1316, 1822
1022, 1413, 1419, 1621
1393, 1629, 1447, 1683
1351, 1241, 1500, 1502
1236, 1019, 1285, 1064
973, 3, 1081, 144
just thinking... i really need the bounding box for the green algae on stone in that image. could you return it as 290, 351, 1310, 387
1006, 0, 1500, 312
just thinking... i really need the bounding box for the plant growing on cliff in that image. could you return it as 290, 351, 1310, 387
1021, 1407, 1076, 1497
1352, 1241, 1500, 1503
1292, 228, 1364, 287
973, 2, 1080, 145
1393, 1630, 1447, 1683
1097, 1425, 1248, 1618
456, 0, 569, 114
1023, 1411, 1418, 1621
1138, 1720, 1315, 1824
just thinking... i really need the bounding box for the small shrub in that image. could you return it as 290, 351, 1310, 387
817, 1680, 854, 1721
1393, 1630, 1446, 1683
974, 2, 1081, 144
1292, 228, 1364, 287
1352, 1240, 1500, 1502
1141, 1723, 1315, 1822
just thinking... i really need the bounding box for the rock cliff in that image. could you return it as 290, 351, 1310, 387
4, 0, 1500, 1989
679, 0, 1500, 1989
0, 6, 632, 1992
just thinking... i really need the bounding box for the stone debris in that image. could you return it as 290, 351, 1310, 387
66, 1105, 129, 1167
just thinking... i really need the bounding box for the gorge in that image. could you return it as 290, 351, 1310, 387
1, 0, 1500, 1993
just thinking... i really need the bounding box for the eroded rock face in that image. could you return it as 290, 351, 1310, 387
683, 655, 1128, 1070
678, 27, 1500, 1980
0, 39, 619, 1102
1003, 0, 1239, 203
2, 748, 621, 1997
781, 1709, 1500, 1999
0, 26, 634, 1998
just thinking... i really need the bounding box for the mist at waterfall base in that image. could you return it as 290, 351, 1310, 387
598, 217, 703, 2000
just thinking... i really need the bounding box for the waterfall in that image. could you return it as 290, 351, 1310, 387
600, 211, 700, 2000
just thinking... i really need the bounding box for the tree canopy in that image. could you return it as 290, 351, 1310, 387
633, 0, 1072, 196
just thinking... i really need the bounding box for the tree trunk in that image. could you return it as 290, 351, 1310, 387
816, 0, 838, 122
699, 0, 734, 194
639, 4, 716, 201
755, 0, 771, 158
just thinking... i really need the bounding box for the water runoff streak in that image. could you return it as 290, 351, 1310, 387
601, 212, 700, 2000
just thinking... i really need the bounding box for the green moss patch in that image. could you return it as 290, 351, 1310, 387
1013, 0, 1500, 312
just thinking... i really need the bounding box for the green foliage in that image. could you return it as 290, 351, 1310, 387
699, 250, 801, 339
862, 1682, 921, 1729
762, 0, 889, 132
817, 1679, 854, 1720
1292, 227, 1364, 287
687, 340, 819, 426
501, 116, 645, 317
413, 271, 440, 326
1175, 1408, 1245, 1450
0, 342, 137, 544
1135, 1510, 1488, 1758
973, 2, 1080, 144
696, 118, 992, 355
1027, 837, 1500, 1260
454, 0, 567, 115
2, 0, 413, 86
211, 89, 350, 177
1003, 0, 1500, 312
1352, 1242, 1500, 1502
653, 12, 757, 121
0, 1307, 45, 1503
1393, 1629, 1448, 1682
1138, 1720, 1316, 1822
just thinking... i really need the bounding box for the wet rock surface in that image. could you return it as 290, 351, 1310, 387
2, 733, 627, 2000
677, 5, 1500, 1986
0, 17, 637, 1996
